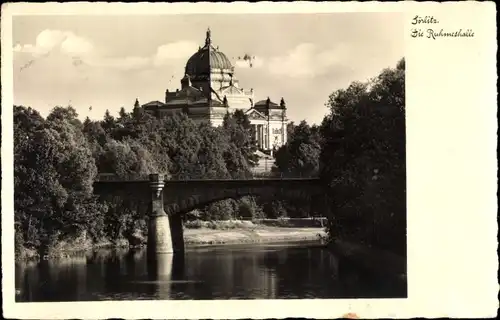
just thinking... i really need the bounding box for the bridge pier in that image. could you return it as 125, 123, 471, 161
168, 213, 185, 254
147, 174, 184, 254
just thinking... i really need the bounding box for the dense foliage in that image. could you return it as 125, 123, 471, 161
14, 104, 266, 256
14, 106, 106, 254
320, 58, 406, 255
273, 120, 322, 177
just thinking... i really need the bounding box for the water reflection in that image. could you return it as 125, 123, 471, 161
15, 242, 406, 301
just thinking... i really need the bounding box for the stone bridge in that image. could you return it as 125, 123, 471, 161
93, 174, 324, 254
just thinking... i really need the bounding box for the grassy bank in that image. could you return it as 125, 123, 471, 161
16, 234, 131, 261
184, 226, 326, 246
184, 218, 328, 229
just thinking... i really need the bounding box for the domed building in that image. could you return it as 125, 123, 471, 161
142, 28, 288, 152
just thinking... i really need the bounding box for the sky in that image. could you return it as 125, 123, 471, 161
12, 13, 404, 124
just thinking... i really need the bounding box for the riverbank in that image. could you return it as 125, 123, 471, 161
184, 218, 327, 229
184, 226, 326, 246
16, 225, 327, 261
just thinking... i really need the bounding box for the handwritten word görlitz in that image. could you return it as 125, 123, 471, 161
412, 15, 439, 24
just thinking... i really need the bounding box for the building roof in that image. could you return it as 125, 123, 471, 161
142, 100, 165, 108
185, 28, 233, 76
254, 99, 284, 109
245, 108, 267, 120
159, 85, 225, 108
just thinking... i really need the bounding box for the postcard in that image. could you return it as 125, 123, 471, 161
1, 2, 497, 319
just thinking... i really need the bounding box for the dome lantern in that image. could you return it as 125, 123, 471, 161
184, 28, 234, 77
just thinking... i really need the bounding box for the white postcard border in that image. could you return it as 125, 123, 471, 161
2, 2, 498, 319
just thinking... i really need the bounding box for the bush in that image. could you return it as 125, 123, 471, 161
237, 196, 265, 220
184, 220, 203, 229
203, 199, 236, 220
262, 200, 288, 219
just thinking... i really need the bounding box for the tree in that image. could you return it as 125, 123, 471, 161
102, 109, 116, 133
14, 106, 105, 253
237, 196, 265, 220
286, 121, 296, 142
15, 97, 298, 253
274, 120, 321, 177
320, 58, 406, 255
262, 200, 287, 219
46, 105, 82, 129
83, 117, 107, 145
14, 106, 46, 252
118, 107, 129, 122
223, 110, 259, 170
98, 138, 159, 179
196, 124, 232, 179
203, 199, 236, 221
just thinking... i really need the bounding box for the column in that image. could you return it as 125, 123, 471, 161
260, 125, 264, 149
147, 174, 173, 254
265, 125, 269, 150
267, 126, 270, 150
260, 124, 266, 149
256, 125, 259, 148
254, 124, 258, 148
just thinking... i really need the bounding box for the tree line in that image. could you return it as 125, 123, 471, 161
14, 102, 311, 255
14, 57, 405, 257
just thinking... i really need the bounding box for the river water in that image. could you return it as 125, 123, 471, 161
16, 242, 406, 301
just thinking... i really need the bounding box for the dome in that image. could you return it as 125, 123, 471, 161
185, 28, 233, 76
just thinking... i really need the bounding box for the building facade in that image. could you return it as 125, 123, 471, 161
141, 28, 288, 152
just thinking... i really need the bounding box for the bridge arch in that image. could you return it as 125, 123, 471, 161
93, 174, 324, 254
164, 186, 321, 216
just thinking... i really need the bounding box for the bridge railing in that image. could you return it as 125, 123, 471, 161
96, 173, 150, 182
251, 172, 319, 179
95, 172, 319, 182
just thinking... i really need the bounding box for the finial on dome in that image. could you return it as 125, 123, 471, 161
134, 98, 140, 108
206, 27, 211, 45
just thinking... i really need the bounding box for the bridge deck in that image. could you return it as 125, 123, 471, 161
95, 178, 319, 183
95, 174, 319, 184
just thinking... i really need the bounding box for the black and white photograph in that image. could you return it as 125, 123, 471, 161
2, 2, 497, 319
11, 10, 407, 302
